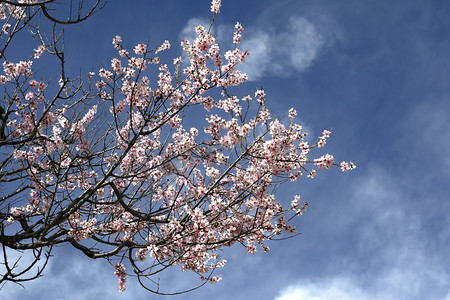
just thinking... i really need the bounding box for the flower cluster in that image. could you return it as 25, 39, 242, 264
34, 45, 46, 59
2, 0, 354, 294
210, 0, 221, 14
114, 263, 127, 292
233, 22, 244, 44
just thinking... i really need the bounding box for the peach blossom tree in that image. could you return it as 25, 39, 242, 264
0, 0, 354, 294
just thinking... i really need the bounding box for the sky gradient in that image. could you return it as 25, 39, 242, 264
2, 0, 450, 299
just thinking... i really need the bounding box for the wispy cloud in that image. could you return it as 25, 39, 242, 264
3, 246, 218, 300
275, 277, 364, 300
2, 249, 124, 300
179, 17, 211, 44
179, 16, 327, 81
241, 17, 326, 80
274, 165, 450, 300
401, 100, 450, 174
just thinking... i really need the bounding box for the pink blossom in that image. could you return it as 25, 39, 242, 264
114, 263, 127, 292
308, 170, 317, 178
96, 80, 106, 89
288, 108, 297, 119
340, 161, 356, 171
322, 129, 331, 137
233, 32, 242, 44
15, 61, 33, 76
25, 91, 34, 100
210, 275, 222, 283
76, 139, 89, 151
291, 195, 300, 209
246, 244, 256, 254
33, 45, 45, 59
255, 88, 266, 103
129, 57, 146, 71
134, 43, 147, 55
61, 157, 72, 168
99, 68, 113, 82
235, 22, 244, 32
3, 61, 16, 78
29, 79, 39, 88
206, 166, 219, 178
112, 35, 122, 49
0, 7, 6, 20
233, 22, 244, 44
314, 154, 334, 169
173, 57, 182, 65
2, 23, 10, 35
11, 207, 22, 216
119, 49, 128, 57
38, 82, 47, 92
136, 248, 147, 261
210, 0, 221, 14
111, 57, 122, 74
155, 40, 171, 54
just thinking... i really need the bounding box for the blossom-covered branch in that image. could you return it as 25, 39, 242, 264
0, 0, 354, 294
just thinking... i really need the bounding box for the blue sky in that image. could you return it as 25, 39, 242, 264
3, 0, 450, 299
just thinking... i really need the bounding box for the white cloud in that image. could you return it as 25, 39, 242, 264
274, 165, 450, 300
1, 248, 124, 300
238, 31, 272, 80
179, 16, 327, 81
275, 278, 365, 300
2, 245, 218, 299
241, 17, 325, 81
179, 17, 211, 44
281, 17, 325, 72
